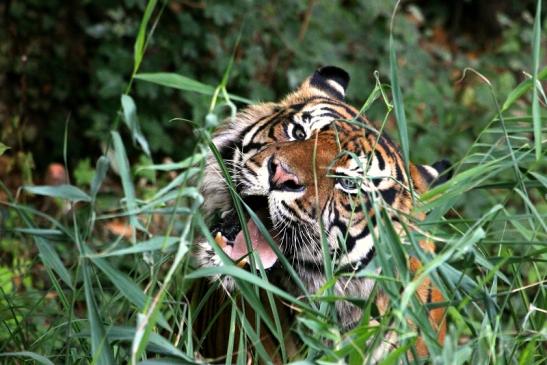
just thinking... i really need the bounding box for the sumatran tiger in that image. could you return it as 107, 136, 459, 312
191, 66, 450, 363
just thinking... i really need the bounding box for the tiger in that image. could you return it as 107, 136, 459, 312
192, 66, 450, 363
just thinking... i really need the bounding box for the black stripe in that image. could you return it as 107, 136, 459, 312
281, 201, 302, 220
427, 284, 433, 304
374, 150, 386, 170
380, 187, 397, 205
310, 75, 344, 100
337, 246, 376, 273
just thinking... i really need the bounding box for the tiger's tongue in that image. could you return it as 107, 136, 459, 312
224, 218, 277, 269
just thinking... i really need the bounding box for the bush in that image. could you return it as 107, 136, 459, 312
0, 1, 545, 364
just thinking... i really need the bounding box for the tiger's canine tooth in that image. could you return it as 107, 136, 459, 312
214, 232, 227, 248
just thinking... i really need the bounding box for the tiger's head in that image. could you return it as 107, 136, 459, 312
196, 66, 450, 300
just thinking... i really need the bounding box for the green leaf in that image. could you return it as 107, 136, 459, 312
87, 236, 179, 258
82, 261, 115, 365
531, 0, 543, 160
121, 94, 151, 156
135, 73, 252, 104
501, 66, 547, 112
23, 184, 91, 202
0, 351, 55, 365
111, 131, 141, 239
186, 266, 308, 310
34, 237, 73, 289
87, 246, 171, 331
91, 155, 110, 201
0, 142, 10, 156
77, 326, 197, 363
389, 16, 410, 177
136, 152, 205, 172
133, 0, 158, 73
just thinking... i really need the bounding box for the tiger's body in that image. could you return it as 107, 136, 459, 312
193, 66, 448, 362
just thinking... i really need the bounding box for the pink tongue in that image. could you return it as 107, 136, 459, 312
223, 219, 278, 269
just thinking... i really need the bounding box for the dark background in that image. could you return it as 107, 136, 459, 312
0, 0, 541, 183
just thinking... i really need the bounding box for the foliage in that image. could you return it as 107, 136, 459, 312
0, 0, 546, 364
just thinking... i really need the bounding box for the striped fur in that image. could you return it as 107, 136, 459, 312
194, 66, 449, 361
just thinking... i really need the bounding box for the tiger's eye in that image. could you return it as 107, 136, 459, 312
338, 177, 358, 190
292, 125, 306, 140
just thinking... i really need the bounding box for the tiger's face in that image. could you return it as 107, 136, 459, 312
197, 66, 449, 295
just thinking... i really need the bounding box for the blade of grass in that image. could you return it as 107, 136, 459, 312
82, 260, 115, 365
86, 236, 178, 258
34, 237, 73, 289
91, 156, 110, 202
111, 131, 141, 241
135, 73, 252, 104
23, 184, 91, 203
531, 0, 543, 161
389, 1, 410, 179
0, 352, 55, 365
133, 0, 158, 75
121, 95, 151, 157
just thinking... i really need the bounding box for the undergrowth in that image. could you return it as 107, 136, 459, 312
0, 1, 545, 364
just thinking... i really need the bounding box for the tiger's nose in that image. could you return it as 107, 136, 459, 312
268, 157, 304, 192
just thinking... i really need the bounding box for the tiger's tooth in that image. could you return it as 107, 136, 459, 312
214, 232, 227, 248
237, 258, 249, 268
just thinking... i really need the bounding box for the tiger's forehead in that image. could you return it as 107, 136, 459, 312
243, 98, 360, 139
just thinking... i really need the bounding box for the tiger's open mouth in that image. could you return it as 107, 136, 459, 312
209, 196, 279, 269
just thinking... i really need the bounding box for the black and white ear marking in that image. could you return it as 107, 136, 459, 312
430, 160, 452, 186
418, 159, 452, 187
310, 65, 350, 100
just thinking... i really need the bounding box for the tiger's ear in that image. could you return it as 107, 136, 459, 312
302, 66, 350, 100
410, 160, 452, 193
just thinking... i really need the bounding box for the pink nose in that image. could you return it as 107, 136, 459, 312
268, 157, 303, 192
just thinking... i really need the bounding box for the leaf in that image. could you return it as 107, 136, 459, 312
91, 155, 110, 201
186, 266, 308, 310
111, 131, 141, 239
133, 0, 158, 72
23, 184, 91, 202
16, 228, 63, 238
135, 73, 252, 104
82, 261, 115, 365
501, 66, 547, 112
531, 0, 543, 160
136, 152, 205, 172
34, 237, 73, 289
87, 246, 171, 331
87, 236, 179, 258
0, 142, 10, 156
121, 95, 151, 156
76, 326, 197, 362
0, 351, 55, 365
389, 23, 410, 176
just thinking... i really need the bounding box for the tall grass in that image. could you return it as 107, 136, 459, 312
0, 2, 545, 365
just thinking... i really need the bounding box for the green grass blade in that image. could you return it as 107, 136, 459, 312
34, 237, 73, 289
133, 0, 158, 73
23, 184, 91, 202
87, 246, 171, 331
0, 351, 55, 365
111, 131, 141, 240
389, 4, 410, 174
135, 72, 252, 104
501, 66, 547, 112
186, 266, 311, 312
532, 0, 543, 160
121, 94, 151, 156
90, 156, 110, 201
82, 260, 115, 365
87, 236, 178, 258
